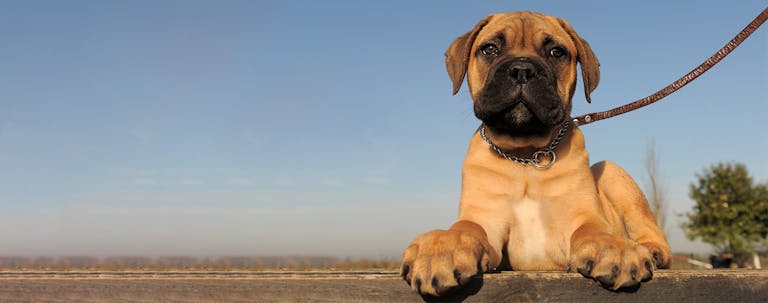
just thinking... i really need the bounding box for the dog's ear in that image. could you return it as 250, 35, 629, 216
446, 15, 492, 95
557, 18, 600, 103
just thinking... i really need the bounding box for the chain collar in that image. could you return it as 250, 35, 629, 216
479, 121, 571, 169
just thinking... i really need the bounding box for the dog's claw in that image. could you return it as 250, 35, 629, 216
652, 251, 664, 268
642, 260, 654, 281
401, 264, 411, 282
453, 269, 462, 285
630, 266, 638, 281
577, 259, 594, 276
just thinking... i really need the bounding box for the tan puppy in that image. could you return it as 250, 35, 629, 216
401, 11, 671, 296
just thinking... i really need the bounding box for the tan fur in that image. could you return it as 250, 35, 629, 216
402, 12, 670, 296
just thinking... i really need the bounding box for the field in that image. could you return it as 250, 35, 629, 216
5, 254, 756, 271
0, 256, 401, 272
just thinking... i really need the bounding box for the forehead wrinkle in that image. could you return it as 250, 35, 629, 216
519, 17, 528, 48
507, 17, 525, 49
499, 16, 554, 52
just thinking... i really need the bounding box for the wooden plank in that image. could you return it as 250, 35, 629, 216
0, 270, 765, 302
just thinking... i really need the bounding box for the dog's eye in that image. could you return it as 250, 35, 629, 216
480, 44, 500, 57
549, 47, 566, 58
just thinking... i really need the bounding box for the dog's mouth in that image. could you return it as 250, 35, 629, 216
480, 100, 553, 137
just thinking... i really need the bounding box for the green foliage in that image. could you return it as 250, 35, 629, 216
683, 162, 768, 256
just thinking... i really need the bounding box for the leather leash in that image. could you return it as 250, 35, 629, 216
572, 7, 768, 127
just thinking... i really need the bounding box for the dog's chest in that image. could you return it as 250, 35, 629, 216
507, 197, 566, 269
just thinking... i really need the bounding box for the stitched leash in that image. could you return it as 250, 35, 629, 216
572, 7, 768, 126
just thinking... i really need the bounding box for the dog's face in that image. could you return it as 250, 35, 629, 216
446, 12, 600, 138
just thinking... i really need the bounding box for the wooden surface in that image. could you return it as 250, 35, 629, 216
0, 270, 766, 302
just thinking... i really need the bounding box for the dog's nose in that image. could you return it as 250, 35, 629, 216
507, 61, 537, 84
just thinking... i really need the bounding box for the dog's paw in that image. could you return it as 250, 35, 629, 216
568, 235, 654, 290
400, 229, 493, 297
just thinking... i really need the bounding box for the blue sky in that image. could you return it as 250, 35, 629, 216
0, 1, 766, 257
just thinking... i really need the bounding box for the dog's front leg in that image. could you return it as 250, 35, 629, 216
400, 220, 501, 296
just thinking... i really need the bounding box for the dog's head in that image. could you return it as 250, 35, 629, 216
446, 12, 599, 139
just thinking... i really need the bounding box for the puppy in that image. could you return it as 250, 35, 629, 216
401, 11, 671, 297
